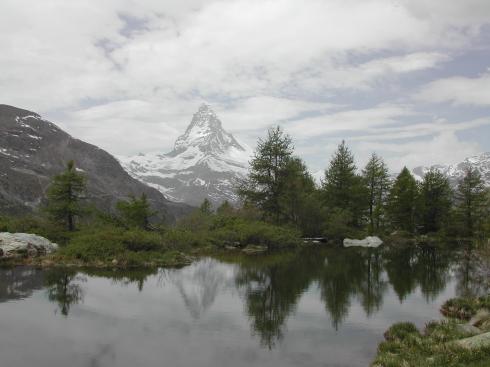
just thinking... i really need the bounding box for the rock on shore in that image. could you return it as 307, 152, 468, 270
0, 232, 58, 258
343, 236, 383, 248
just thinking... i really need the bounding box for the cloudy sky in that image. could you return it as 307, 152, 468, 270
1, 0, 490, 172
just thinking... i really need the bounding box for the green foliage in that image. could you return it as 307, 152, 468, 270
322, 141, 367, 228
199, 198, 213, 215
372, 318, 490, 367
116, 193, 155, 230
238, 126, 294, 223
455, 168, 488, 238
363, 153, 391, 234
419, 169, 452, 234
387, 167, 419, 233
440, 296, 490, 320
45, 160, 86, 231
323, 208, 363, 241
383, 322, 420, 341
0, 214, 70, 244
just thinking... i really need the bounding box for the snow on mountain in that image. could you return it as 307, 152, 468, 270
412, 152, 490, 187
120, 104, 252, 206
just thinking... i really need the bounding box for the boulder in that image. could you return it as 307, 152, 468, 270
469, 309, 490, 328
455, 323, 482, 335
343, 236, 383, 248
241, 245, 268, 255
0, 232, 58, 258
455, 332, 490, 349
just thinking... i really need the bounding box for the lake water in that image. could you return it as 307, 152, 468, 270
0, 247, 485, 367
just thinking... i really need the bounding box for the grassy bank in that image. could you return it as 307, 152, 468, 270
372, 293, 490, 366
0, 212, 302, 268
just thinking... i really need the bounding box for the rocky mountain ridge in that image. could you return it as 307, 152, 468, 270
0, 104, 192, 221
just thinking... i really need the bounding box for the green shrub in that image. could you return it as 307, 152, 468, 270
383, 322, 420, 341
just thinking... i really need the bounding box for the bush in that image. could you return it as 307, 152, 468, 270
212, 219, 301, 249
383, 322, 420, 341
440, 296, 490, 320
59, 226, 166, 262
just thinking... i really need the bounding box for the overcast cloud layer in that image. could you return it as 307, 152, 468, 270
1, 0, 490, 172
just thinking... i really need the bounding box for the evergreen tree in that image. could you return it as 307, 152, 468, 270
322, 141, 366, 227
362, 153, 390, 234
455, 167, 487, 237
238, 126, 294, 222
419, 169, 452, 234
279, 157, 317, 226
216, 200, 234, 216
199, 198, 213, 215
116, 193, 155, 230
387, 167, 418, 233
45, 160, 86, 231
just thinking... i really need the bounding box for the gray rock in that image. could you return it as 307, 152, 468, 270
0, 104, 193, 222
343, 236, 383, 248
455, 332, 490, 349
455, 323, 482, 335
241, 245, 268, 254
469, 309, 490, 328
0, 232, 58, 258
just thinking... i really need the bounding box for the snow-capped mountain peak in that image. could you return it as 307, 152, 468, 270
412, 152, 490, 187
120, 105, 252, 206
173, 104, 245, 155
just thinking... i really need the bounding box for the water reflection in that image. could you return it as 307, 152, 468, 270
0, 266, 45, 302
0, 246, 487, 359
44, 268, 86, 316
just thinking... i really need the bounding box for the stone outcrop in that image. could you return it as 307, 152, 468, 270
343, 236, 383, 248
0, 232, 58, 258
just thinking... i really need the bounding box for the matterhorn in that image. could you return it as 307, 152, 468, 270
120, 104, 251, 206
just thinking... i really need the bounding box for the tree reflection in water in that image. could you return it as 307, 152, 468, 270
233, 246, 463, 347
44, 268, 86, 316
14, 244, 485, 350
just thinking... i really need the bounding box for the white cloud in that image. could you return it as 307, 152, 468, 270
284, 104, 412, 139
356, 132, 482, 171
415, 72, 490, 106
0, 0, 489, 168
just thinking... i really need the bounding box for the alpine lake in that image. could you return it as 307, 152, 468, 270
0, 246, 487, 367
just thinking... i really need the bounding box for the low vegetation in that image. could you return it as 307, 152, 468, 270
372, 295, 490, 367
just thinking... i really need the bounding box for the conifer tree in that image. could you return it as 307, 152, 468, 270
116, 193, 155, 230
419, 169, 452, 234
362, 153, 390, 234
238, 126, 294, 222
322, 141, 366, 227
387, 167, 418, 233
45, 160, 86, 231
455, 167, 487, 237
199, 198, 213, 215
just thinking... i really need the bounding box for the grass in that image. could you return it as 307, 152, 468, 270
1, 212, 303, 268
372, 320, 490, 367
440, 296, 490, 320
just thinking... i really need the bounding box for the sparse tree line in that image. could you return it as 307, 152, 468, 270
238, 126, 490, 241
2, 127, 488, 262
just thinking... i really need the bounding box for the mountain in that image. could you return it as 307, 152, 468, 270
0, 104, 192, 221
412, 152, 490, 187
120, 104, 251, 206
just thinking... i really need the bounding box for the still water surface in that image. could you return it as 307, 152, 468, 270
0, 247, 484, 367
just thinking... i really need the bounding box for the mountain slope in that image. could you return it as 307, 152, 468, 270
412, 152, 490, 187
120, 104, 251, 206
0, 104, 192, 221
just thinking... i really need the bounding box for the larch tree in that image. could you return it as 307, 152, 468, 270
387, 167, 418, 233
45, 160, 86, 231
362, 153, 390, 234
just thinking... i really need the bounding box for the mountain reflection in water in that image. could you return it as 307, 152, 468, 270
0, 247, 487, 367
